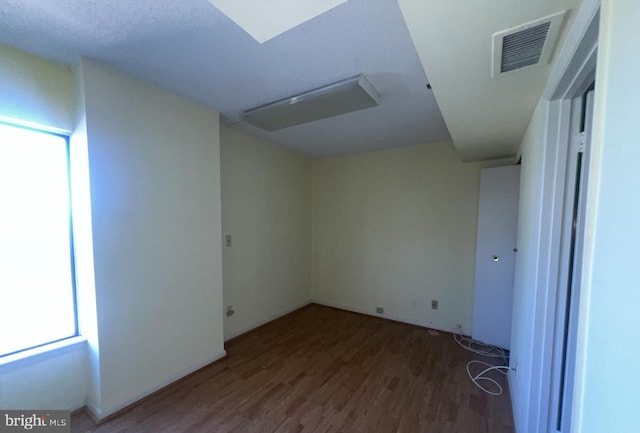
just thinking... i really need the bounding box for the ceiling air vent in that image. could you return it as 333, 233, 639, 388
492, 10, 567, 78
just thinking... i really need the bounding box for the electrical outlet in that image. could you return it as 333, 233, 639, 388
411, 299, 417, 307
431, 300, 438, 310
225, 234, 232, 247
376, 306, 384, 314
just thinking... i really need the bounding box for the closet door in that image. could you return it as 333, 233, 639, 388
471, 165, 520, 349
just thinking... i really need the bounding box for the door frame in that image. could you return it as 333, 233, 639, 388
511, 1, 600, 432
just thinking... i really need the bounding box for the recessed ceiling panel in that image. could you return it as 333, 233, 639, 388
208, 0, 348, 43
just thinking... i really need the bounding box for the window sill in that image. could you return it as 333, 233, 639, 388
0, 336, 87, 372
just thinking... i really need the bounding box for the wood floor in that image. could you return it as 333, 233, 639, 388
71, 304, 514, 433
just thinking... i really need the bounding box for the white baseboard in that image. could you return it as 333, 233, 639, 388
224, 301, 311, 341
89, 350, 226, 421
311, 299, 454, 334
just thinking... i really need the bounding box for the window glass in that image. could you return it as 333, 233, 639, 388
0, 122, 77, 357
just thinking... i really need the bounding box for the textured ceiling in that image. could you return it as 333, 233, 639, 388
0, 0, 450, 157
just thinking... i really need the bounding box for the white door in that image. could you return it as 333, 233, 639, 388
471, 165, 520, 349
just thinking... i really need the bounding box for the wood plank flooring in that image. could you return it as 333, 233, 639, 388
71, 304, 514, 433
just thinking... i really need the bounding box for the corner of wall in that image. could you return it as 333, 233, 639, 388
220, 127, 313, 340
70, 57, 102, 411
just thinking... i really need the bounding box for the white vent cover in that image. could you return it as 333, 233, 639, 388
492, 11, 567, 78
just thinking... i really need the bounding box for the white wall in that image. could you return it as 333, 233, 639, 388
70, 61, 102, 412
508, 99, 550, 433
1, 51, 227, 416
0, 44, 87, 411
220, 126, 312, 340
575, 1, 640, 431
0, 343, 87, 410
509, 2, 640, 432
80, 60, 225, 417
0, 43, 73, 132
312, 141, 510, 332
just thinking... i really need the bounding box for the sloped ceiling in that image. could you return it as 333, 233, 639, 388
397, 0, 583, 161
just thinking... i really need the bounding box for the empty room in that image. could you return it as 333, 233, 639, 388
0, 0, 638, 432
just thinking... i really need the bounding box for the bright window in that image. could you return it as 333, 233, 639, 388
0, 122, 77, 357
